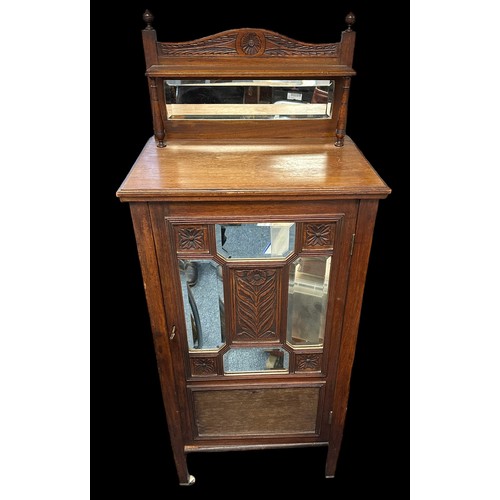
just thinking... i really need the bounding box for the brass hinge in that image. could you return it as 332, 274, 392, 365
350, 233, 356, 256
328, 410, 333, 425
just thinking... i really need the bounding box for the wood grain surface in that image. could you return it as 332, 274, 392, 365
117, 136, 390, 201
192, 386, 321, 436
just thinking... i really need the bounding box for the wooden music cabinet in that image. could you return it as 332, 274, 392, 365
116, 11, 390, 485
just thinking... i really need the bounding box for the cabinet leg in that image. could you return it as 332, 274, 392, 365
173, 451, 195, 486
325, 444, 339, 479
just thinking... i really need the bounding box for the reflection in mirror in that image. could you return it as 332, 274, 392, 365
287, 256, 331, 346
164, 79, 334, 120
223, 347, 289, 373
216, 223, 295, 260
179, 259, 225, 350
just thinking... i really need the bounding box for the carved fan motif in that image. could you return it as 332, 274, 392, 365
236, 31, 265, 56
240, 32, 262, 55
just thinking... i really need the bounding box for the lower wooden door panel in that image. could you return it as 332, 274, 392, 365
188, 382, 325, 440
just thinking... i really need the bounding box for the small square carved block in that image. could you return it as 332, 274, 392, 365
302, 222, 336, 251
174, 225, 209, 254
295, 353, 322, 373
190, 357, 218, 376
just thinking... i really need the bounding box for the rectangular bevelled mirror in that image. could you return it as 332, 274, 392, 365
179, 259, 225, 351
164, 79, 334, 120
287, 256, 331, 346
223, 347, 290, 374
216, 222, 295, 260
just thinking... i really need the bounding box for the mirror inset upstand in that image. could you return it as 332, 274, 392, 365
165, 79, 334, 120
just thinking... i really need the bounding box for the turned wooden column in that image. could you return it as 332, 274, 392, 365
142, 11, 166, 147
335, 76, 351, 147
335, 13, 356, 147
147, 77, 166, 148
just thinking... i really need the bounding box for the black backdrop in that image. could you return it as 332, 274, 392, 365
93, 1, 407, 496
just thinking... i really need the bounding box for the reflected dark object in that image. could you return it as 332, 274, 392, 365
185, 261, 198, 287
187, 285, 202, 348
265, 349, 285, 369
177, 85, 244, 104
179, 259, 225, 351
271, 86, 313, 103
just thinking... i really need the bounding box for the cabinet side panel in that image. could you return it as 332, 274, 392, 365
129, 202, 191, 483
326, 199, 379, 477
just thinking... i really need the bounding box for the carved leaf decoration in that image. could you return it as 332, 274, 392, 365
264, 34, 338, 56
235, 270, 277, 339
159, 34, 238, 56
158, 29, 338, 58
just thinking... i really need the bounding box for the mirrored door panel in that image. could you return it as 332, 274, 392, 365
171, 219, 338, 377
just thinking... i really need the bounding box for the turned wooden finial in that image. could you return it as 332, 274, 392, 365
143, 10, 154, 30
345, 12, 355, 31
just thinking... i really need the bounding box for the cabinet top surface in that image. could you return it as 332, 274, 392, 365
117, 136, 390, 202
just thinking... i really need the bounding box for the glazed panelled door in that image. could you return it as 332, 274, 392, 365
150, 201, 358, 445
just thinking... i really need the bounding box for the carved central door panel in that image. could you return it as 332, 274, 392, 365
231, 268, 281, 342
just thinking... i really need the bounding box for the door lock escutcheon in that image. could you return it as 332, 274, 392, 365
169, 325, 176, 340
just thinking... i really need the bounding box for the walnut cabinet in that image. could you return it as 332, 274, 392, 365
116, 11, 390, 485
